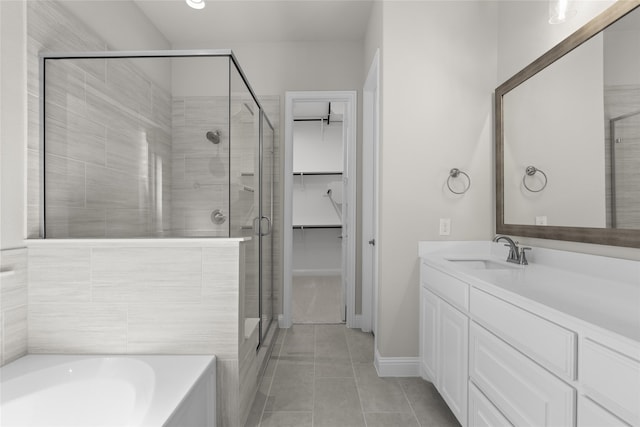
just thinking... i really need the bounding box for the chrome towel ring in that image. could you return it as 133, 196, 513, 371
523, 166, 547, 192
447, 168, 471, 194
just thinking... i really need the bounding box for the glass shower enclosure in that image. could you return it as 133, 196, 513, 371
39, 50, 274, 347
610, 109, 640, 229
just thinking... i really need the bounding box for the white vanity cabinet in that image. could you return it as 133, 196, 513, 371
420, 263, 469, 427
419, 241, 640, 427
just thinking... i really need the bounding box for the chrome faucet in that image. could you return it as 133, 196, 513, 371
493, 235, 530, 265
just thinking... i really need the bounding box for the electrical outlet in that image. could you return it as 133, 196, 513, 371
535, 216, 547, 226
439, 218, 451, 236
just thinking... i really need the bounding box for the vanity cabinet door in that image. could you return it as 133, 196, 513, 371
420, 287, 468, 427
438, 299, 469, 426
420, 288, 438, 381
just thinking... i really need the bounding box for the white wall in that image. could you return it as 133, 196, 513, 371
497, 0, 614, 84
292, 228, 342, 274
504, 34, 606, 228
293, 121, 343, 173
0, 1, 27, 250
377, 0, 498, 358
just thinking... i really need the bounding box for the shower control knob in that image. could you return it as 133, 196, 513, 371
211, 209, 226, 225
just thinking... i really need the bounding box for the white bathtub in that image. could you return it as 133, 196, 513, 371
0, 355, 216, 427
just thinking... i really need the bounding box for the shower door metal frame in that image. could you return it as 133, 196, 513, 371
39, 49, 261, 238
258, 111, 276, 346
39, 49, 276, 350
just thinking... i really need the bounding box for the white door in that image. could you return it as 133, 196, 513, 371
341, 116, 349, 322
362, 51, 379, 333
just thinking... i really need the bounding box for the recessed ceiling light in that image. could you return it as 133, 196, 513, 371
186, 0, 205, 10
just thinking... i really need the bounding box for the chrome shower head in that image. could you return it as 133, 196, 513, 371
206, 130, 221, 144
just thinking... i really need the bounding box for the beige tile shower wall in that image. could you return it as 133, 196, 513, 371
171, 96, 230, 237
0, 248, 28, 366
27, 0, 172, 238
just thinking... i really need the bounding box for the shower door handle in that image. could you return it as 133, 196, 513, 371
260, 216, 272, 236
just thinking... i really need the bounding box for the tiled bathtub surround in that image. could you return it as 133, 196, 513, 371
26, 238, 255, 427
0, 248, 28, 366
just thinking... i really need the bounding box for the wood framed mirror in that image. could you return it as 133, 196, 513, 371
495, 0, 640, 248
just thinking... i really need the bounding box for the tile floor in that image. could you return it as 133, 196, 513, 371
245, 324, 460, 427
292, 276, 343, 324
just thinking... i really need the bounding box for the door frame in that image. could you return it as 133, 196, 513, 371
282, 91, 357, 328
362, 50, 380, 333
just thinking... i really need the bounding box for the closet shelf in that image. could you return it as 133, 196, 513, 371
293, 225, 342, 229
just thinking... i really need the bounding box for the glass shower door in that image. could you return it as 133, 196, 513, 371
230, 62, 260, 346
260, 114, 275, 343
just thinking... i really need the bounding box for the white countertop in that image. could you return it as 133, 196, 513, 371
419, 241, 640, 343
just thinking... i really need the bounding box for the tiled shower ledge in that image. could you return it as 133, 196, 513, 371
26, 237, 251, 247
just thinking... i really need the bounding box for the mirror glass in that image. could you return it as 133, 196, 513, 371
498, 3, 640, 246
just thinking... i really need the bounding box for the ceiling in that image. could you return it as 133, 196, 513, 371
132, 0, 374, 45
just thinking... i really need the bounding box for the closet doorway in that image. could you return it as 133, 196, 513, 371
283, 91, 357, 327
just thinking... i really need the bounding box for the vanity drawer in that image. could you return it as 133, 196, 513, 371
469, 322, 575, 427
578, 396, 630, 427
470, 287, 576, 379
468, 381, 513, 427
580, 338, 640, 426
420, 263, 469, 311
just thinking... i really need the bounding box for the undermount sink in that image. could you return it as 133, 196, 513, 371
446, 259, 520, 270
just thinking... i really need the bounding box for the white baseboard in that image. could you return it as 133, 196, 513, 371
351, 314, 362, 329
374, 348, 420, 377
